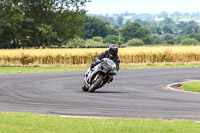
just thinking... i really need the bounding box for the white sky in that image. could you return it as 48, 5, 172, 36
85, 0, 200, 15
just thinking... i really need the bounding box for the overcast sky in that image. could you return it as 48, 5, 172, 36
85, 0, 200, 15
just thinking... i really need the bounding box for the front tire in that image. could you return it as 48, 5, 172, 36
88, 76, 104, 93
82, 82, 89, 92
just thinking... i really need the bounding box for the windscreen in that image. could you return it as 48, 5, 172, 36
102, 58, 116, 70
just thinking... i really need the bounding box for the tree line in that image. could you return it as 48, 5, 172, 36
0, 0, 90, 48
1, 1, 200, 49
88, 14, 200, 46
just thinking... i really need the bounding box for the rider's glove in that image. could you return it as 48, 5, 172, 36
91, 62, 95, 67
96, 59, 100, 63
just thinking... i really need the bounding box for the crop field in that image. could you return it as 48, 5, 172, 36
1, 46, 200, 66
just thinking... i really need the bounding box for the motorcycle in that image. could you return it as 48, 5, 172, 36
82, 58, 117, 93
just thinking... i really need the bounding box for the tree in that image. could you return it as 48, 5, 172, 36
163, 26, 173, 34
82, 16, 118, 39
163, 17, 175, 25
171, 11, 182, 18
124, 20, 132, 26
36, 24, 57, 47
159, 11, 168, 18
181, 24, 199, 35
188, 20, 198, 27
0, 0, 24, 48
94, 15, 117, 28
117, 16, 123, 28
120, 22, 153, 44
162, 34, 174, 41
177, 21, 188, 29
0, 0, 91, 48
159, 17, 176, 32
189, 33, 200, 41
156, 27, 162, 35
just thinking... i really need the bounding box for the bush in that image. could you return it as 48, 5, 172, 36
127, 38, 144, 46
104, 35, 125, 45
161, 34, 174, 41
104, 35, 118, 44
181, 38, 198, 45
167, 40, 175, 44
67, 37, 85, 47
84, 39, 109, 47
152, 34, 162, 44
92, 36, 103, 42
117, 41, 124, 46
189, 33, 200, 41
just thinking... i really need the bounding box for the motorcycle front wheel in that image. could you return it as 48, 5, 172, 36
88, 76, 104, 93
82, 82, 89, 92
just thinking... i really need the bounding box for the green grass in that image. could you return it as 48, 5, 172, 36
1, 64, 200, 74
181, 81, 200, 93
121, 64, 200, 69
0, 113, 199, 133
0, 66, 88, 73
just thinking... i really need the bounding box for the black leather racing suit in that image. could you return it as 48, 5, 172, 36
91, 50, 120, 71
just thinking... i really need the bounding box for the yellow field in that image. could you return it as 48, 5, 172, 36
1, 46, 200, 66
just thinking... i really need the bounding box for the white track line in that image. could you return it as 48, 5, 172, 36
167, 80, 200, 95
59, 115, 114, 119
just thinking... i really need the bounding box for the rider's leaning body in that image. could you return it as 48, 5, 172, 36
91, 44, 120, 71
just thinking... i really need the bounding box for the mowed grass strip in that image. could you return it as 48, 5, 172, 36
1, 64, 200, 73
0, 66, 88, 73
0, 113, 200, 133
181, 81, 200, 93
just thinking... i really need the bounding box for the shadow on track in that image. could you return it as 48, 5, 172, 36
90, 91, 126, 94
80, 90, 126, 93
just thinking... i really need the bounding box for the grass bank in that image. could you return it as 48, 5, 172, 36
181, 81, 200, 93
0, 113, 199, 133
1, 64, 200, 74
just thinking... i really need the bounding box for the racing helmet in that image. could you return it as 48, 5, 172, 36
109, 44, 118, 57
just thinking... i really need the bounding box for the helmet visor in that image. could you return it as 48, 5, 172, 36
109, 49, 118, 56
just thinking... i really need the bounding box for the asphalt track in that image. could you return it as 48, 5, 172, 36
0, 68, 200, 120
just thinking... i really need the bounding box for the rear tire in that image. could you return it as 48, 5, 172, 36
89, 76, 104, 93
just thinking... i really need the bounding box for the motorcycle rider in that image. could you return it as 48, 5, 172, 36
89, 44, 120, 82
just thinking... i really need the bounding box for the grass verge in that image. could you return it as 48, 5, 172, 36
181, 81, 200, 93
0, 66, 88, 73
0, 113, 200, 133
1, 64, 200, 74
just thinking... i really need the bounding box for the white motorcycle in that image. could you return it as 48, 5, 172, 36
82, 58, 117, 93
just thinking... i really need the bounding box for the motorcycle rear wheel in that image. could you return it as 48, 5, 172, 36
89, 76, 104, 93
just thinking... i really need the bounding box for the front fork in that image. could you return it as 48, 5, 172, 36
95, 73, 114, 86
97, 73, 114, 88
99, 74, 107, 86
84, 70, 111, 88
90, 72, 107, 88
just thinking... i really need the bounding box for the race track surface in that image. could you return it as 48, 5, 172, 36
0, 68, 200, 120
